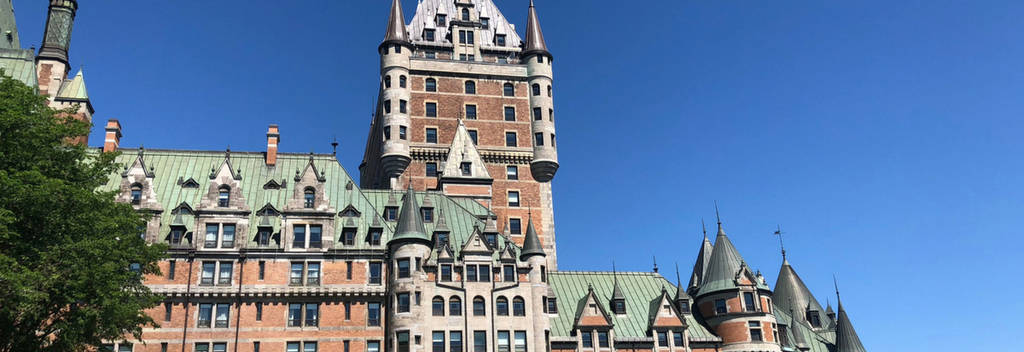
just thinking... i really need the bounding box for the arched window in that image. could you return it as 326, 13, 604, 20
513, 297, 526, 316
462, 8, 470, 21
503, 83, 515, 97
130, 183, 143, 205
449, 296, 462, 316
473, 296, 486, 316
432, 296, 445, 316
384, 75, 392, 89
547, 85, 553, 97
465, 81, 476, 94
400, 75, 407, 88
303, 187, 316, 208
217, 186, 231, 207
496, 296, 509, 316
532, 83, 541, 96
426, 78, 437, 92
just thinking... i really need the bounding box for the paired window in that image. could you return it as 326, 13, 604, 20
597, 331, 609, 348
465, 264, 491, 282
505, 132, 517, 147
459, 30, 475, 44
657, 331, 668, 347
426, 162, 438, 177
673, 332, 684, 346
286, 342, 317, 352
503, 83, 515, 97
287, 303, 319, 327
197, 303, 231, 328
426, 102, 438, 117
509, 218, 522, 235
304, 187, 316, 208
426, 78, 437, 92
508, 191, 520, 207
204, 223, 236, 249
218, 186, 231, 207
290, 262, 321, 286
200, 261, 233, 286
292, 224, 323, 249
504, 106, 516, 121
465, 105, 477, 119
426, 128, 438, 143
194, 343, 228, 352
581, 331, 593, 348
465, 81, 476, 94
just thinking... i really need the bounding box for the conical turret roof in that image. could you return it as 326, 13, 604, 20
522, 0, 550, 57
699, 224, 747, 295
774, 259, 831, 328
688, 230, 714, 291
382, 0, 410, 46
391, 187, 430, 244
835, 300, 867, 352
519, 217, 545, 260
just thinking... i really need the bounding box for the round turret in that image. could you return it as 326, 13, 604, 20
379, 0, 413, 181
522, 1, 559, 182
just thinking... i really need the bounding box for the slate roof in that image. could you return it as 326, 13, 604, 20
688, 233, 713, 291
774, 305, 835, 352
547, 271, 717, 342
698, 224, 770, 295
774, 258, 833, 329
834, 300, 867, 352
408, 0, 523, 50
97, 149, 391, 250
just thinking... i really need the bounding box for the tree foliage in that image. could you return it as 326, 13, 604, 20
0, 71, 167, 351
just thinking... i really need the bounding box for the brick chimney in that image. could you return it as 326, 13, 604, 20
103, 119, 121, 153
266, 124, 280, 166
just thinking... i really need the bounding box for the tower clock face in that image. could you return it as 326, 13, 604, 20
45, 10, 73, 48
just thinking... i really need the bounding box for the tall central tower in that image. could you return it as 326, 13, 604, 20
361, 0, 561, 269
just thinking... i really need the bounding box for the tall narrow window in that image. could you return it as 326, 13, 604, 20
164, 302, 173, 321
426, 128, 438, 143
441, 264, 453, 281
307, 262, 321, 285
217, 186, 230, 207
532, 84, 541, 96
205, 224, 219, 248
462, 8, 470, 21
450, 296, 463, 316
384, 76, 392, 88
304, 188, 316, 208
201, 262, 215, 285
168, 260, 176, 280
468, 130, 478, 145
400, 126, 408, 140
426, 78, 437, 92
498, 331, 510, 352
256, 302, 263, 321
451, 332, 463, 352
290, 263, 304, 285
218, 261, 233, 285
369, 262, 382, 284
398, 293, 411, 313
581, 332, 593, 348
496, 297, 509, 316
505, 132, 517, 147
305, 303, 319, 326
433, 297, 445, 316
504, 265, 515, 282
465, 81, 476, 94
384, 100, 392, 114
426, 102, 437, 117
398, 258, 411, 278
473, 331, 487, 352
221, 224, 235, 248
505, 106, 516, 121
465, 105, 477, 119
368, 302, 381, 326
508, 191, 520, 207
513, 331, 527, 352
400, 75, 407, 88
215, 303, 230, 328
130, 184, 142, 205
512, 297, 526, 316
535, 133, 544, 146
744, 292, 756, 312
473, 296, 486, 316
400, 100, 408, 114
548, 85, 553, 97
433, 332, 446, 352
293, 226, 306, 248
504, 83, 515, 97
533, 107, 542, 121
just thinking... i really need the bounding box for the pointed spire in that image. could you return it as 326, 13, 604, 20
382, 0, 410, 46
522, 0, 550, 57
674, 263, 689, 302
699, 206, 750, 295
1, 0, 21, 50
611, 261, 625, 300
834, 279, 867, 352
56, 68, 89, 101
688, 220, 715, 290
519, 216, 545, 260
391, 186, 430, 244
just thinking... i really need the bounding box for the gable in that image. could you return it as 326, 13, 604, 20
441, 120, 491, 180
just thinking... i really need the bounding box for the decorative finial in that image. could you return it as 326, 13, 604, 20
675, 262, 681, 286
701, 218, 707, 238
833, 274, 841, 302
714, 201, 721, 226
652, 256, 658, 273
774, 225, 787, 261
331, 137, 339, 156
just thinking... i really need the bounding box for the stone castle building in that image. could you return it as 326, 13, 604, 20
1, 1, 867, 352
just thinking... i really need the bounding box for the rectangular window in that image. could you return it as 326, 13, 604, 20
535, 133, 544, 146
465, 105, 477, 119
546, 298, 558, 314
498, 331, 510, 352
657, 331, 668, 347
384, 100, 391, 114
257, 228, 271, 247
473, 331, 487, 352
205, 224, 218, 248
673, 332, 684, 347
398, 332, 411, 352
164, 302, 172, 321
426, 102, 437, 117
342, 228, 356, 246
168, 260, 176, 280
423, 208, 434, 222
218, 262, 233, 285
195, 344, 210, 352
425, 29, 436, 41
506, 166, 518, 180
467, 31, 475, 44
307, 262, 321, 285
368, 302, 381, 326
436, 14, 446, 26
715, 299, 727, 314
400, 100, 407, 114
496, 34, 506, 47
287, 342, 299, 352
459, 30, 467, 44
598, 332, 609, 348
440, 264, 453, 281
744, 292, 756, 312
505, 132, 517, 147
384, 126, 391, 140
215, 303, 230, 328
466, 265, 477, 282
533, 108, 542, 121
256, 302, 263, 321
549, 109, 554, 121
398, 258, 411, 278
170, 227, 185, 245
426, 163, 438, 177
253, 342, 259, 352
460, 54, 467, 61
385, 207, 398, 221
581, 331, 593, 348
258, 261, 265, 280
426, 128, 438, 143
750, 321, 763, 341
344, 341, 350, 352
221, 224, 235, 248
508, 191, 520, 207
461, 162, 472, 176
370, 262, 382, 284
468, 130, 478, 145
503, 265, 515, 282
504, 106, 516, 121
305, 303, 319, 326
426, 52, 436, 59
398, 293, 411, 313
304, 342, 318, 352
509, 218, 522, 235
198, 303, 213, 328
514, 331, 527, 352
433, 331, 446, 352
346, 261, 353, 280
451, 331, 463, 352
293, 226, 306, 248
201, 262, 215, 285
309, 225, 323, 248
400, 126, 408, 140
369, 229, 383, 246
479, 265, 491, 282
291, 263, 304, 285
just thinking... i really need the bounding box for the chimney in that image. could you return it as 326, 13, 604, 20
266, 124, 280, 166
103, 119, 121, 152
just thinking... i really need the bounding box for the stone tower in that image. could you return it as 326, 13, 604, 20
360, 0, 561, 269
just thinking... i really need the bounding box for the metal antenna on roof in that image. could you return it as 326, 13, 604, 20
774, 225, 787, 261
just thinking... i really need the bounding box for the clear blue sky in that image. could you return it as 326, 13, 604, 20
13, 0, 1023, 350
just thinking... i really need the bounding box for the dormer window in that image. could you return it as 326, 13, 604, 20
484, 234, 497, 248
496, 34, 506, 47
256, 227, 273, 247
384, 207, 399, 221
130, 184, 143, 205
170, 226, 186, 245
461, 8, 470, 21
436, 14, 446, 27
217, 186, 231, 207
368, 228, 383, 246
611, 300, 626, 315
304, 187, 316, 208
422, 208, 434, 223
677, 299, 691, 314
807, 310, 822, 328
425, 29, 436, 41
481, 17, 489, 28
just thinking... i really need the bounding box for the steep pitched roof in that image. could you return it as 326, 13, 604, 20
0, 0, 20, 50
442, 119, 491, 180
56, 68, 89, 101
408, 0, 523, 50
0, 46, 36, 87
688, 231, 714, 291
391, 187, 430, 244
834, 300, 867, 352
698, 224, 748, 295
519, 217, 545, 260
382, 0, 410, 46
774, 258, 832, 328
522, 0, 550, 57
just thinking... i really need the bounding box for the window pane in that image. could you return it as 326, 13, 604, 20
368, 342, 380, 352
510, 219, 522, 234
291, 263, 304, 285
293, 226, 306, 248
514, 331, 527, 352
427, 128, 437, 143
398, 259, 411, 278
505, 132, 517, 147
305, 304, 319, 326
498, 331, 510, 352
368, 302, 381, 326
289, 304, 302, 327
466, 265, 477, 282
287, 343, 300, 352
513, 298, 525, 316
307, 263, 321, 285
309, 226, 322, 248
497, 297, 509, 316
370, 262, 382, 284
450, 297, 462, 316
398, 293, 410, 312
218, 262, 232, 284
426, 102, 437, 117
215, 303, 230, 327
201, 262, 215, 285
433, 332, 446, 352
506, 166, 518, 180
473, 331, 487, 352
198, 304, 212, 327
451, 332, 463, 352
221, 225, 235, 247
304, 342, 317, 352
581, 332, 592, 348
205, 224, 218, 248
196, 344, 211, 352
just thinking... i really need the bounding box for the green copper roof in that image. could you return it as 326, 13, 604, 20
0, 48, 37, 87
774, 305, 834, 352
774, 258, 833, 329
97, 149, 391, 250
448, 197, 494, 218
0, 0, 21, 50
834, 300, 866, 352
548, 271, 717, 342
56, 68, 88, 100
688, 233, 713, 291
698, 224, 769, 295
391, 187, 430, 243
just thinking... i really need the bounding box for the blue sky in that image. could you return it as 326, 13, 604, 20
12, 0, 1024, 350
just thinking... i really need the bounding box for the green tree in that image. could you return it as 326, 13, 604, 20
0, 70, 166, 351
